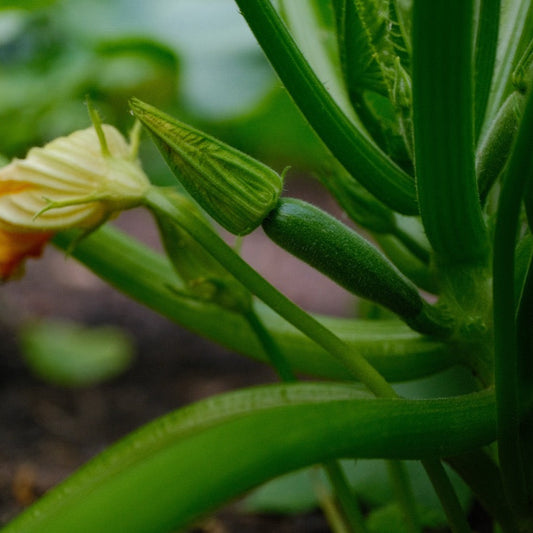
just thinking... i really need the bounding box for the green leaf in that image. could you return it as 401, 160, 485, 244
19, 319, 134, 387
3, 383, 496, 533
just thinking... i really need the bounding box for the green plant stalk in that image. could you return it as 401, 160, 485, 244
145, 186, 395, 398
516, 250, 533, 398
314, 480, 351, 533
324, 461, 368, 533
386, 461, 421, 533
234, 0, 418, 215
483, 0, 533, 139
245, 306, 367, 532
53, 227, 457, 383
248, 306, 419, 533
446, 451, 518, 532
514, 197, 533, 509
145, 187, 470, 527
474, 0, 501, 139
412, 0, 489, 267
3, 384, 496, 533
477, 90, 524, 204
421, 459, 472, 533
493, 85, 533, 520
244, 306, 296, 382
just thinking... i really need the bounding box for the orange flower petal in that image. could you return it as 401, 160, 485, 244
0, 229, 54, 281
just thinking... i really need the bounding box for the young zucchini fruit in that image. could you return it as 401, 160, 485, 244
262, 198, 449, 337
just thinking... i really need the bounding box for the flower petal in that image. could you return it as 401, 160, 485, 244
0, 229, 53, 280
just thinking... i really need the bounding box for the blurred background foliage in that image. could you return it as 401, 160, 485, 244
0, 0, 326, 185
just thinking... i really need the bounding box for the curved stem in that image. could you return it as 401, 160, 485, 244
474, 0, 501, 140
146, 186, 472, 529
235, 0, 418, 215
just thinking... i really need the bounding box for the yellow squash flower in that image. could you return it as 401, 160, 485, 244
0, 119, 150, 280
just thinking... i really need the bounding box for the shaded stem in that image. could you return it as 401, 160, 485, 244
145, 186, 395, 398
244, 307, 296, 382
421, 459, 471, 533
324, 462, 368, 533
446, 451, 518, 532
412, 0, 489, 266
386, 461, 421, 533
493, 85, 533, 519
246, 306, 367, 532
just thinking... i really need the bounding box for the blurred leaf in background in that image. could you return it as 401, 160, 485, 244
0, 0, 326, 182
19, 319, 135, 388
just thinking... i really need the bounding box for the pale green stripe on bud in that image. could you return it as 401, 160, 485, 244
130, 98, 283, 236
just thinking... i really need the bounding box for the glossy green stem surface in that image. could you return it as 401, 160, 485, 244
4, 384, 496, 533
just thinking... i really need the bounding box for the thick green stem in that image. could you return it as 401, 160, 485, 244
493, 85, 533, 519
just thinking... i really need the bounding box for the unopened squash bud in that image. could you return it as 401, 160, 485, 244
130, 98, 283, 235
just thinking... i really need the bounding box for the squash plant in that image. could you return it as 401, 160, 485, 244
3, 0, 533, 531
